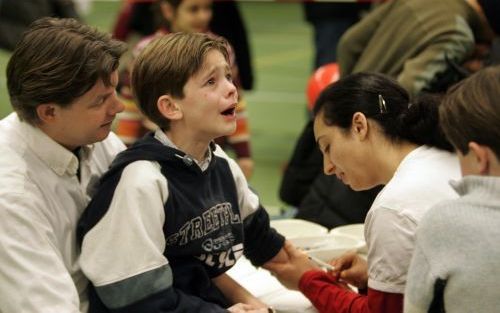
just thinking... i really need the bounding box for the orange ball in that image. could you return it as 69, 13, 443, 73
306, 63, 340, 111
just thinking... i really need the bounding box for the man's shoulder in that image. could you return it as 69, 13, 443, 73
0, 115, 29, 177
0, 144, 33, 199
0, 112, 21, 141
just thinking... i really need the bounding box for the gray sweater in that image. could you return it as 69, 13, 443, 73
404, 176, 500, 313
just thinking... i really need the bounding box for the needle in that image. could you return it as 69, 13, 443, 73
308, 255, 336, 271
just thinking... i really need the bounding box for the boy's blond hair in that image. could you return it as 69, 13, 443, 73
132, 32, 229, 129
440, 65, 500, 159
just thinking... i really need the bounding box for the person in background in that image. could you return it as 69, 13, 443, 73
405, 66, 500, 313
112, 0, 156, 41
303, 2, 370, 69
279, 2, 377, 228
111, 0, 254, 91
268, 72, 461, 313
210, 0, 254, 91
0, 0, 80, 51
0, 17, 126, 313
337, 0, 500, 95
115, 0, 254, 179
78, 32, 287, 313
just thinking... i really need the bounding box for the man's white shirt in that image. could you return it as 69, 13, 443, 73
0, 113, 125, 313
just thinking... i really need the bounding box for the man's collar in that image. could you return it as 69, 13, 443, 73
16, 115, 93, 176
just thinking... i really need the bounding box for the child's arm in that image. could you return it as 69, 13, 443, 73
266, 242, 403, 313
214, 146, 285, 266
212, 273, 267, 309
261, 245, 290, 270
240, 204, 285, 266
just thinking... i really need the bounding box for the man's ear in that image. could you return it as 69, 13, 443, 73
36, 104, 58, 124
351, 112, 369, 140
157, 95, 182, 120
468, 142, 490, 175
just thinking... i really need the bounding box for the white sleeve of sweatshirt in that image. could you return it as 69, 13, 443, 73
80, 160, 169, 290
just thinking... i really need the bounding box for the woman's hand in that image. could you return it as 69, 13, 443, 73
329, 250, 368, 289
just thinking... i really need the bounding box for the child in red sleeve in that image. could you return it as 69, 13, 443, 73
267, 72, 461, 313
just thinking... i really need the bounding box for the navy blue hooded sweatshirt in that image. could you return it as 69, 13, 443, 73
77, 133, 284, 313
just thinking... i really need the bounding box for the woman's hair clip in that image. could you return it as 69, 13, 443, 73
378, 94, 388, 114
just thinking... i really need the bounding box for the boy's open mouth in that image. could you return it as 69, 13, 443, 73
221, 107, 236, 116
